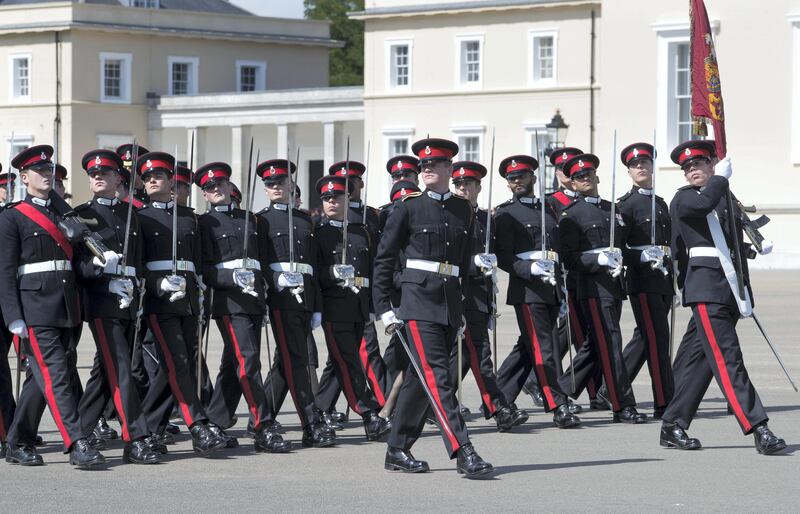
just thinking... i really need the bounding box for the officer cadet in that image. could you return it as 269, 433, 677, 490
0, 165, 15, 456
610, 143, 674, 418
196, 162, 291, 453
116, 144, 148, 209
0, 168, 15, 205
0, 145, 105, 467
386, 155, 420, 185
660, 141, 785, 454
546, 147, 583, 215
175, 165, 193, 207
230, 182, 242, 208
71, 149, 160, 464
375, 137, 493, 479
492, 155, 581, 428
256, 158, 334, 448
448, 160, 529, 430
312, 174, 391, 440
52, 164, 68, 199
134, 151, 226, 456
556, 153, 647, 423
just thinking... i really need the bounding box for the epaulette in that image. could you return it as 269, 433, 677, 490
401, 191, 423, 201
677, 185, 694, 191
74, 201, 92, 211
495, 198, 514, 210
3, 201, 21, 210
377, 202, 392, 211
617, 191, 633, 203
257, 206, 269, 214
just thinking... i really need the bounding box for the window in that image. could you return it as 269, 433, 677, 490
128, 0, 159, 7
456, 36, 483, 87
388, 138, 408, 157
525, 126, 556, 193
9, 54, 31, 102
386, 40, 412, 90
168, 56, 198, 96
236, 60, 266, 92
459, 136, 480, 161
529, 30, 558, 86
100, 52, 132, 104
7, 136, 32, 165
383, 128, 414, 159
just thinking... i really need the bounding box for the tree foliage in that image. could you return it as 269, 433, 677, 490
305, 0, 364, 86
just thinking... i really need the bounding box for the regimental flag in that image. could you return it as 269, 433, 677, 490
690, 0, 727, 158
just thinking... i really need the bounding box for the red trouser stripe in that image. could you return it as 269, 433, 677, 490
148, 315, 195, 427
588, 298, 621, 412
271, 310, 306, 425
463, 326, 496, 415
697, 304, 751, 432
324, 323, 362, 415
359, 336, 386, 406
26, 328, 72, 448
638, 294, 666, 407
222, 315, 261, 432
93, 319, 131, 442
408, 321, 460, 452
521, 306, 557, 409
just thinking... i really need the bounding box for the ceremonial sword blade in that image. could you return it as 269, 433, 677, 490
363, 140, 371, 225
342, 136, 351, 265
609, 130, 618, 249
484, 128, 496, 254
751, 312, 798, 392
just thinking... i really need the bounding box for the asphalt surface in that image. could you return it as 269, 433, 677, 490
2, 270, 799, 513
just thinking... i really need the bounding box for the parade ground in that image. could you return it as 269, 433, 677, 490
2, 270, 798, 513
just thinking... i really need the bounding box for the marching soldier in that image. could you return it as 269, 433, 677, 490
556, 153, 647, 423
375, 137, 493, 478
660, 141, 785, 454
312, 174, 391, 440
0, 166, 15, 456
134, 151, 226, 456
386, 155, 420, 185
52, 164, 68, 199
0, 145, 105, 467
116, 144, 147, 209
72, 149, 161, 464
257, 158, 335, 448
0, 168, 14, 206
196, 162, 291, 453
492, 155, 581, 428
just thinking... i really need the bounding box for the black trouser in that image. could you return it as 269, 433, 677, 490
206, 314, 272, 432
78, 318, 151, 442
621, 293, 674, 409
129, 323, 152, 399
497, 303, 568, 413
7, 326, 84, 452
315, 321, 380, 416
187, 318, 214, 409
262, 309, 319, 428
141, 314, 208, 431
388, 320, 470, 458
450, 311, 508, 418
662, 302, 768, 435
0, 330, 16, 441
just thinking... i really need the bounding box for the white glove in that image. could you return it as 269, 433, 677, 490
531, 259, 556, 285
109, 278, 134, 308
332, 264, 355, 281
159, 274, 186, 303
310, 312, 322, 330
262, 313, 271, 327
759, 239, 773, 255
598, 250, 623, 278
640, 246, 665, 264
381, 310, 402, 334
714, 156, 732, 180
474, 253, 497, 276
277, 272, 304, 291
233, 268, 257, 297
9, 319, 27, 337
92, 251, 121, 273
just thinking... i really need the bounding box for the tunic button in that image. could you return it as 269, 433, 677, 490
446, 242, 450, 246
423, 229, 427, 232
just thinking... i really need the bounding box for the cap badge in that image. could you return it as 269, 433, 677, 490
207, 170, 214, 178
562, 152, 568, 161
340, 168, 347, 176
125, 151, 131, 160
424, 146, 431, 155
459, 168, 466, 175
578, 160, 585, 168
95, 156, 102, 165
400, 188, 407, 195
633, 148, 639, 157
40, 152, 47, 160
395, 161, 403, 170
146, 159, 153, 169
685, 148, 692, 156
269, 166, 276, 175
327, 181, 334, 191
511, 159, 517, 168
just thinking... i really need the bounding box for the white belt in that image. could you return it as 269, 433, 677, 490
103, 265, 137, 278
406, 258, 460, 277
18, 260, 72, 277
353, 276, 370, 288
582, 247, 621, 255
629, 245, 671, 257
216, 258, 262, 271
516, 251, 559, 263
270, 262, 314, 275
688, 247, 720, 259
146, 260, 196, 273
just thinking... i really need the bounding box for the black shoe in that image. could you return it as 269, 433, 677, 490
329, 410, 348, 423
589, 398, 610, 410
190, 424, 226, 457
363, 412, 391, 441
753, 423, 787, 455
123, 439, 161, 464
94, 417, 118, 440
155, 429, 176, 446
459, 404, 471, 416
659, 422, 702, 450
254, 428, 292, 453
456, 444, 494, 479
0, 441, 6, 459
553, 404, 581, 428
34, 435, 44, 447
522, 384, 544, 407
302, 422, 336, 448
595, 388, 613, 410
164, 422, 181, 435
144, 435, 168, 454
494, 407, 519, 432
653, 407, 666, 420
567, 400, 583, 414
323, 412, 343, 431
509, 405, 529, 427
613, 406, 648, 424
86, 435, 108, 451
384, 446, 429, 473
69, 439, 106, 469
5, 444, 43, 466
207, 424, 239, 448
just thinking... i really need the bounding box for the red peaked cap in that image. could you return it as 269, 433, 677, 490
0, 172, 15, 186
194, 162, 231, 189
499, 154, 538, 178
175, 165, 193, 185
386, 155, 419, 176
315, 175, 354, 197
390, 180, 420, 202
257, 159, 297, 182
230, 182, 242, 203
549, 147, 583, 167
81, 149, 124, 175
620, 142, 655, 167
136, 151, 175, 177
328, 160, 365, 178
54, 164, 68, 181
670, 140, 716, 166
12, 144, 53, 171
116, 144, 150, 166
411, 138, 458, 163
562, 153, 600, 178
451, 161, 487, 181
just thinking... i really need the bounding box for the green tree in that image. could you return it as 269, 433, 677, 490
305, 0, 364, 86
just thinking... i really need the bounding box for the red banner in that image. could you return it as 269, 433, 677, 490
690, 0, 727, 158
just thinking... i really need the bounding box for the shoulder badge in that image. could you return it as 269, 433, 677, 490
401, 191, 423, 201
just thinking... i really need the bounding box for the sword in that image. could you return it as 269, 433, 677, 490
120, 140, 139, 270
561, 267, 576, 391
338, 137, 359, 294
171, 144, 179, 276
362, 140, 370, 225
264, 308, 277, 408
484, 128, 499, 374
203, 289, 214, 365
609, 130, 618, 250
669, 260, 678, 363
287, 145, 303, 304
751, 311, 798, 392
650, 129, 668, 276
14, 336, 22, 402
241, 139, 256, 266
187, 131, 195, 209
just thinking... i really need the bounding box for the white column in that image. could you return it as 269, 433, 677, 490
230, 125, 252, 194
187, 127, 207, 211
276, 123, 305, 207
323, 121, 336, 171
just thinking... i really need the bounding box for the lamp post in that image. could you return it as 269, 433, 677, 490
545, 109, 569, 192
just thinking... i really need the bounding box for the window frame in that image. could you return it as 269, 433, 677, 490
451, 125, 485, 164
455, 34, 484, 89
127, 0, 160, 8
528, 29, 558, 87
168, 56, 199, 96
385, 39, 413, 92
235, 59, 267, 93
8, 53, 32, 103
99, 52, 132, 104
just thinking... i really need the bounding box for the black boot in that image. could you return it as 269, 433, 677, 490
589, 398, 610, 410
363, 412, 391, 441
553, 404, 581, 428
323, 412, 343, 431
459, 404, 471, 416
384, 446, 429, 473
34, 435, 44, 446
123, 439, 161, 464
302, 422, 336, 448
86, 434, 108, 451
69, 438, 106, 469
659, 422, 701, 450
208, 424, 239, 448
567, 400, 583, 414
494, 406, 527, 432
5, 444, 43, 466
653, 406, 666, 420
522, 384, 544, 407
155, 428, 175, 445
329, 409, 348, 423
190, 423, 226, 457
0, 441, 6, 459
254, 427, 292, 453
164, 422, 181, 435
613, 406, 648, 424
456, 444, 494, 479
94, 417, 118, 440
144, 435, 169, 454
753, 423, 787, 455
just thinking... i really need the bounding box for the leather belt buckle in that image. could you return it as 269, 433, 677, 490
437, 262, 453, 276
